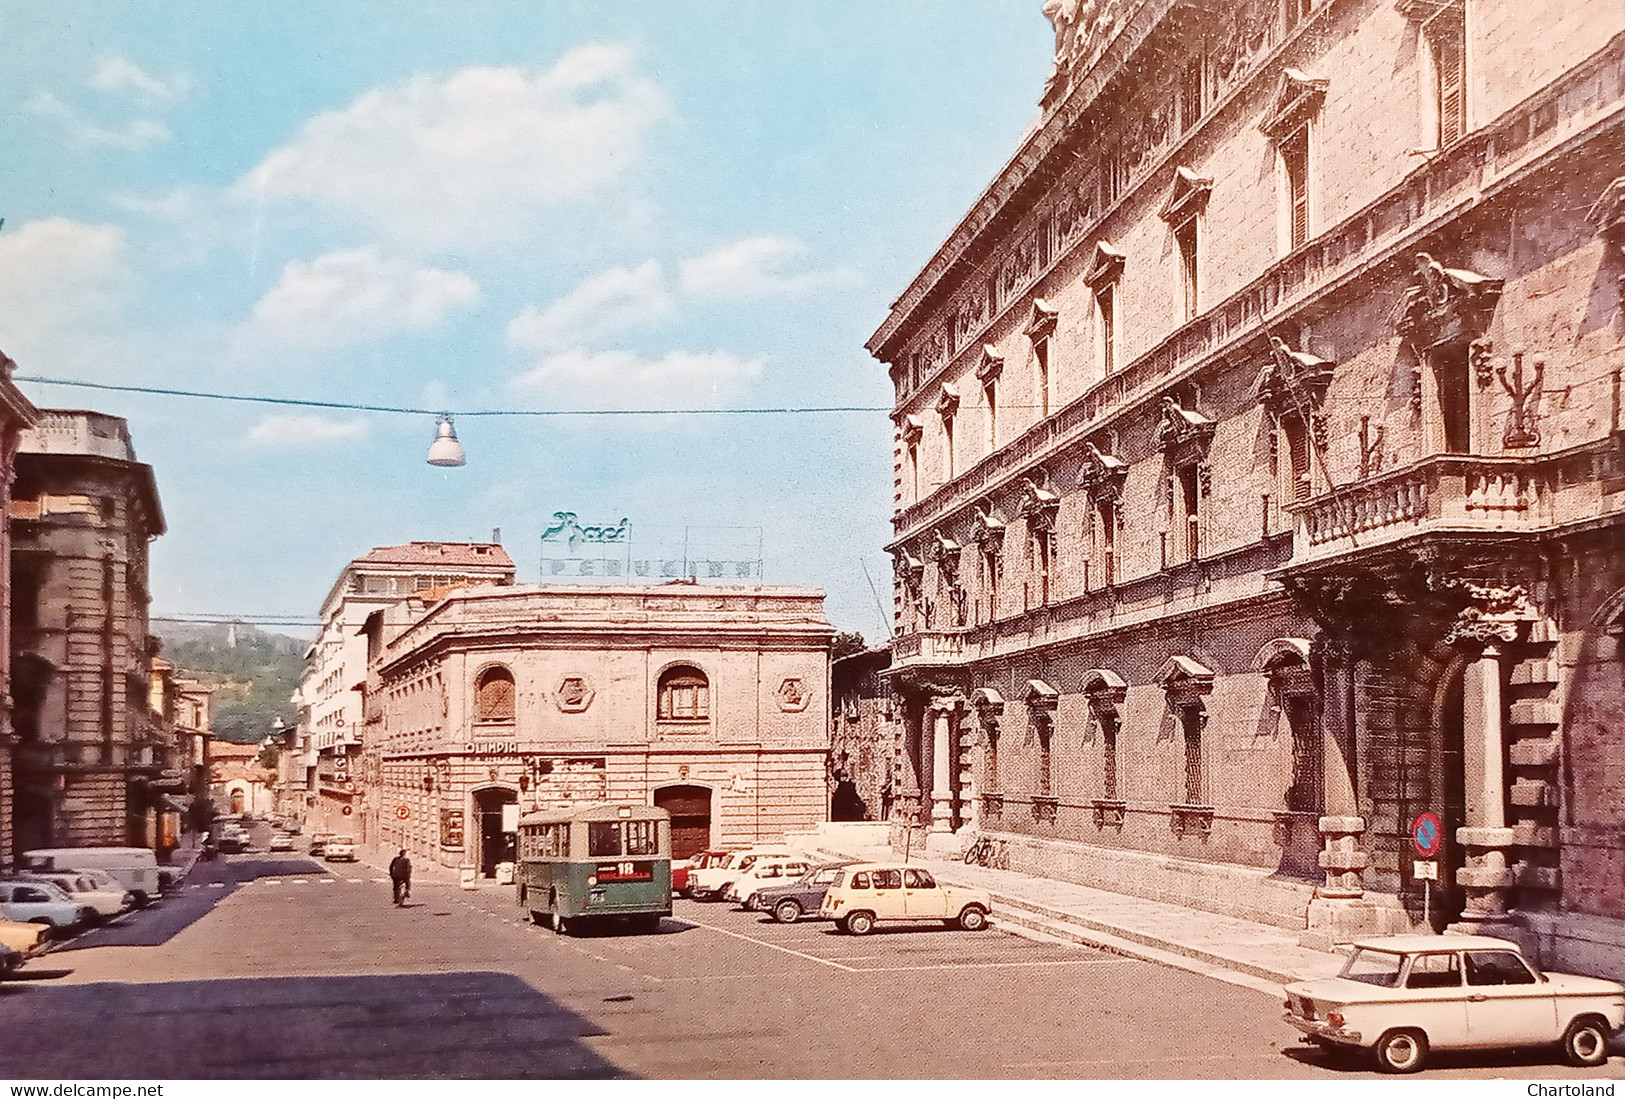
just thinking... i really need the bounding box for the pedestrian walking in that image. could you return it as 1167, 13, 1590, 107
389, 849, 412, 906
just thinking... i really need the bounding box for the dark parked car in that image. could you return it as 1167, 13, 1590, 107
753, 861, 855, 924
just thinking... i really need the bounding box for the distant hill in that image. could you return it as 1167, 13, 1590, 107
155, 622, 305, 744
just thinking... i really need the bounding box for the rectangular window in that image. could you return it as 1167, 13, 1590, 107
1432, 18, 1466, 146
1284, 414, 1312, 501
982, 550, 999, 618
1181, 706, 1205, 803
1036, 218, 1052, 270
1096, 284, 1115, 376
984, 381, 997, 452
1175, 219, 1199, 319
1096, 498, 1117, 586
1433, 346, 1471, 454
907, 441, 919, 501
1035, 338, 1051, 419
986, 274, 999, 317
1035, 530, 1053, 605
1101, 712, 1119, 800
1282, 127, 1309, 250
1179, 55, 1203, 133
985, 729, 999, 792
1177, 464, 1201, 560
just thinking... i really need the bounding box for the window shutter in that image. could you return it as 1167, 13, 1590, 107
1437, 32, 1465, 145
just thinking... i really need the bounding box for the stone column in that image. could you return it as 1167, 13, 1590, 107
928, 699, 957, 832
1452, 643, 1517, 933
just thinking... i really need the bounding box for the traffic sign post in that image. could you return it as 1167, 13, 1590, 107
1412, 812, 1444, 931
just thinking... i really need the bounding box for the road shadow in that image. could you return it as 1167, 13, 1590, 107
50, 855, 329, 952
560, 917, 694, 938
1280, 1038, 1625, 1074
0, 970, 633, 1078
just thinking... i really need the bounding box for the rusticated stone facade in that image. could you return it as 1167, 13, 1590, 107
367, 584, 833, 877
7, 410, 164, 855
872, 0, 1625, 974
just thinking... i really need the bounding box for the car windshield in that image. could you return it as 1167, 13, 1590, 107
1341, 948, 1406, 987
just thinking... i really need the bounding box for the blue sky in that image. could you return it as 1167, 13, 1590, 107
0, 1, 1051, 640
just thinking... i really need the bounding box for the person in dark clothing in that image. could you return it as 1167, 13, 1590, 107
389, 850, 412, 905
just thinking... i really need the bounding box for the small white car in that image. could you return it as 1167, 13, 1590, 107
817, 863, 992, 935
21, 872, 132, 920
687, 848, 800, 901
724, 857, 814, 910
0, 880, 95, 933
323, 838, 358, 862
1283, 934, 1625, 1072
267, 833, 296, 852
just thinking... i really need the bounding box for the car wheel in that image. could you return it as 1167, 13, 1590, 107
1561, 1016, 1611, 1068
958, 905, 989, 932
131, 891, 150, 909
1373, 1029, 1428, 1074
845, 910, 875, 936
774, 899, 803, 924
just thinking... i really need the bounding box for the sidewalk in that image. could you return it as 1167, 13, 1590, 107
809, 839, 1348, 995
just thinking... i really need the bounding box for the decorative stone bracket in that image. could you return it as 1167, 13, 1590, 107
1019, 472, 1061, 535
971, 501, 1007, 558
1092, 799, 1127, 829
1024, 298, 1059, 342
1031, 796, 1059, 824
1170, 803, 1215, 837
981, 792, 1004, 819
1078, 441, 1129, 502
1259, 68, 1329, 140
1159, 396, 1217, 469
1254, 337, 1334, 448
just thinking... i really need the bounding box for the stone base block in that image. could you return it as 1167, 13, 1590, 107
1446, 913, 1526, 944
1519, 910, 1625, 981
1300, 894, 1414, 950
923, 829, 968, 858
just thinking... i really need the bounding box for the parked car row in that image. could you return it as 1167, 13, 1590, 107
680, 846, 995, 936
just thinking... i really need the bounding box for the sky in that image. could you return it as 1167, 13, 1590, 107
0, 1, 1053, 641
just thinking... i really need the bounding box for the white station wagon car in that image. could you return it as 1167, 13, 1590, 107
1284, 934, 1625, 1073
818, 863, 991, 935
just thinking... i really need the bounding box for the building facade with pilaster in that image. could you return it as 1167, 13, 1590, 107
872, 0, 1625, 974
7, 410, 165, 854
0, 353, 40, 868
295, 542, 515, 840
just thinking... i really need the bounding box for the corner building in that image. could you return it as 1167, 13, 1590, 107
872, 0, 1625, 975
370, 584, 833, 878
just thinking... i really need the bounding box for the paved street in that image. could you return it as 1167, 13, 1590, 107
1, 850, 1622, 1079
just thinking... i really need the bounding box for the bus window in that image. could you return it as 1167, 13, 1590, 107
625, 820, 658, 856
588, 821, 623, 857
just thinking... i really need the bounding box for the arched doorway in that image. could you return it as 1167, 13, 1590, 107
653, 785, 711, 859
472, 787, 518, 878
230, 788, 246, 815
1428, 660, 1470, 930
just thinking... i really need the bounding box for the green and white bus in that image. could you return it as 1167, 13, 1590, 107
516, 802, 672, 934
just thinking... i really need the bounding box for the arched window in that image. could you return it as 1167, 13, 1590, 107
475, 666, 515, 722
658, 665, 710, 722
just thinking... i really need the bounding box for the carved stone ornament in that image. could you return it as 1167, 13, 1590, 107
1498, 351, 1544, 449
1155, 655, 1216, 706
1159, 167, 1214, 226
1158, 396, 1217, 467
776, 677, 812, 712
976, 345, 1004, 383
1587, 176, 1625, 246
1024, 298, 1059, 341
1259, 69, 1329, 140
554, 675, 595, 713
1018, 472, 1061, 533
931, 529, 963, 575
1393, 252, 1505, 352
1078, 441, 1129, 502
971, 686, 1006, 717
1254, 337, 1334, 447
892, 547, 925, 593
1042, 0, 1127, 101
1443, 582, 1537, 647
1081, 667, 1128, 708
971, 502, 1007, 555
1083, 240, 1126, 289
897, 413, 924, 445
936, 384, 960, 420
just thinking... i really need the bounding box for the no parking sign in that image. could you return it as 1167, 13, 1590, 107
1412, 811, 1443, 857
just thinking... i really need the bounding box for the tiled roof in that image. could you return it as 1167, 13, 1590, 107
353, 542, 514, 569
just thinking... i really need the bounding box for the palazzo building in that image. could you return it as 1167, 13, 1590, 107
7, 410, 164, 854
871, 0, 1625, 974
0, 352, 39, 867
366, 583, 833, 878
294, 541, 515, 839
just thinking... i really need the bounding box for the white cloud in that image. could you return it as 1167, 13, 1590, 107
91, 57, 191, 99
244, 414, 370, 447
506, 261, 676, 351
26, 90, 170, 149
678, 237, 855, 299
511, 349, 762, 406
0, 218, 129, 362
246, 248, 479, 349
236, 44, 668, 245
